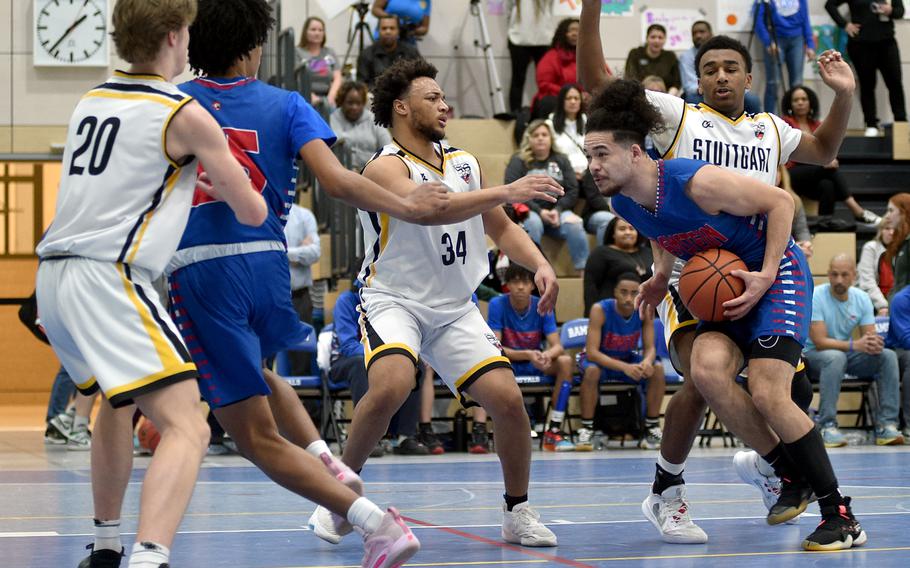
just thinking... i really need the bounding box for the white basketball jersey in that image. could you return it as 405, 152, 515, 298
358, 141, 488, 308
647, 90, 802, 185
37, 72, 199, 276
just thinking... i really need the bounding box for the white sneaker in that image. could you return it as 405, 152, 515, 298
575, 427, 594, 451
502, 502, 557, 547
864, 126, 881, 137
733, 450, 800, 524
308, 453, 364, 545
641, 485, 708, 544
66, 425, 91, 451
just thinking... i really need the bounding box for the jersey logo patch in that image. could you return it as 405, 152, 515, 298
454, 162, 472, 183
751, 123, 766, 140
212, 101, 222, 111
419, 172, 429, 182
485, 332, 503, 350
701, 120, 713, 129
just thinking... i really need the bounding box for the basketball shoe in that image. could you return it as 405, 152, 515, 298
802, 496, 867, 551
308, 453, 364, 544
77, 544, 123, 568
361, 507, 420, 568
767, 475, 814, 525
501, 502, 557, 546
641, 484, 708, 543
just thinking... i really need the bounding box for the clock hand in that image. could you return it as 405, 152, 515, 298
48, 14, 88, 54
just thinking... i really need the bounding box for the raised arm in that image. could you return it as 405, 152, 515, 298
167, 102, 266, 226
577, 0, 612, 93
788, 50, 854, 165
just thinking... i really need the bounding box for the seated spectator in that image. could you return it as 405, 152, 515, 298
803, 254, 903, 447
883, 193, 910, 296
782, 85, 880, 224
372, 0, 430, 42
580, 272, 666, 449
505, 119, 588, 274
531, 18, 580, 118
356, 15, 421, 88
330, 81, 392, 171
330, 279, 432, 455
678, 20, 762, 112
579, 170, 614, 247
295, 16, 341, 112
885, 285, 910, 438
858, 223, 895, 316
583, 217, 652, 317
547, 83, 587, 180
479, 264, 576, 452
284, 203, 320, 375
624, 24, 681, 97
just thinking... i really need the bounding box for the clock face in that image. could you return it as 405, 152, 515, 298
34, 0, 109, 67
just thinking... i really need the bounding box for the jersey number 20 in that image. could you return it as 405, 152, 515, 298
68, 116, 120, 176
441, 230, 466, 265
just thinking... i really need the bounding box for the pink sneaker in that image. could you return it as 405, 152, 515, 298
308, 453, 365, 544
321, 452, 364, 494
361, 507, 420, 568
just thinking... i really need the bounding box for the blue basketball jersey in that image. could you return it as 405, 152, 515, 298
486, 295, 557, 350
594, 299, 641, 360
611, 158, 793, 271
176, 77, 335, 250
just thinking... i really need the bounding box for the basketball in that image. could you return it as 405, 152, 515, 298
677, 249, 748, 322
137, 418, 161, 455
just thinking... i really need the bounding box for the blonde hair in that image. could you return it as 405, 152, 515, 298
112, 0, 197, 64
519, 119, 559, 167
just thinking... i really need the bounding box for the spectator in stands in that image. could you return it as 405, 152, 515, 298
580, 272, 666, 450
547, 83, 587, 180
506, 0, 558, 114
284, 203, 320, 375
531, 18, 580, 118
330, 81, 392, 171
583, 217, 652, 317
826, 0, 907, 136
356, 15, 421, 89
623, 24, 681, 97
579, 170, 614, 248
755, 0, 816, 113
884, 193, 910, 296
803, 254, 903, 447
372, 0, 430, 42
678, 20, 762, 112
858, 224, 895, 315
781, 85, 881, 224
885, 284, 910, 437
481, 264, 576, 452
330, 279, 432, 455
295, 16, 341, 112
505, 119, 588, 274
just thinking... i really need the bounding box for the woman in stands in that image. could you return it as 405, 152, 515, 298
583, 217, 652, 317
532, 18, 580, 119
329, 81, 392, 171
504, 119, 588, 275
883, 193, 910, 296
858, 223, 895, 315
781, 85, 880, 225
295, 16, 341, 112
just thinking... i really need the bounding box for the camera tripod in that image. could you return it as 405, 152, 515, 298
470, 0, 510, 119
342, 2, 373, 76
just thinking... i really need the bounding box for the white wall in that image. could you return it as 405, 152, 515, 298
2, 0, 909, 152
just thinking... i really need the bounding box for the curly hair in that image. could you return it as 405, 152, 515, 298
551, 18, 578, 49
371, 58, 437, 128
695, 35, 752, 77
781, 85, 820, 121
586, 79, 664, 148
335, 80, 368, 109
188, 0, 275, 77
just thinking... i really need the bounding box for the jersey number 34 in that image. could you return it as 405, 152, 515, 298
441, 230, 467, 265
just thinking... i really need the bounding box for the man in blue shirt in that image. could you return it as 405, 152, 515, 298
284, 203, 320, 375
885, 284, 910, 438
755, 0, 816, 112
485, 264, 575, 451
804, 254, 903, 446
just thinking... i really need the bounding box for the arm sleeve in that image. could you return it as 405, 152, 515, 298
288, 91, 337, 152
857, 242, 889, 310
487, 297, 504, 332
555, 156, 579, 212
825, 1, 849, 27
334, 293, 365, 358
645, 90, 686, 155
286, 209, 321, 266
535, 51, 562, 97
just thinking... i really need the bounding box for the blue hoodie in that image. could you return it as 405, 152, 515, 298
756, 0, 816, 49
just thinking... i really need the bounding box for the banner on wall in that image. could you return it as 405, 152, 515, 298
641, 8, 704, 51
716, 0, 755, 32
553, 0, 635, 17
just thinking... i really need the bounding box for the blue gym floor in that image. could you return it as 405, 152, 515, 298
2, 432, 910, 567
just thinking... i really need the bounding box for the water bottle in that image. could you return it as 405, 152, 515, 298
453, 409, 468, 452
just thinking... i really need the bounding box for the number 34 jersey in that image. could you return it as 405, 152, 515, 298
36, 72, 198, 276
358, 141, 489, 309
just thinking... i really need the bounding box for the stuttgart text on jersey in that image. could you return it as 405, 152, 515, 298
691, 138, 774, 174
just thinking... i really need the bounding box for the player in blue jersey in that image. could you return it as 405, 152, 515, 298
583, 79, 865, 552
581, 272, 666, 449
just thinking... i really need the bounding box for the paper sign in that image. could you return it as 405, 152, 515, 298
641, 8, 704, 51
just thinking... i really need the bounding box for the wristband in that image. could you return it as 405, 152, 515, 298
849, 338, 853, 353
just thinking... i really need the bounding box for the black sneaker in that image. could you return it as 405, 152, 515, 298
767, 476, 813, 525
77, 544, 124, 568
45, 424, 68, 445
468, 425, 489, 454
802, 496, 867, 551
393, 436, 429, 455
416, 428, 444, 455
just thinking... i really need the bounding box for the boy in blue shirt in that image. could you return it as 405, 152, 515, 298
885, 284, 910, 438
485, 264, 576, 452
580, 272, 666, 449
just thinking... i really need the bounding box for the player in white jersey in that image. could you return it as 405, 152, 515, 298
34, 2, 268, 567
309, 58, 564, 547
577, 0, 855, 544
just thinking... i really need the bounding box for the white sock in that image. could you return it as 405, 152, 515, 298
757, 456, 776, 477
93, 519, 121, 552
128, 541, 169, 567
305, 439, 331, 459
346, 497, 384, 534
657, 453, 685, 476
73, 415, 89, 431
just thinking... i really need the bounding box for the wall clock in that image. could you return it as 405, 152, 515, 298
34, 0, 110, 67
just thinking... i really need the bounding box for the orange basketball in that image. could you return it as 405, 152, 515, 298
677, 248, 747, 322
137, 418, 161, 454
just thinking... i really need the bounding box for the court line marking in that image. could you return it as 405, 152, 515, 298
575, 545, 910, 562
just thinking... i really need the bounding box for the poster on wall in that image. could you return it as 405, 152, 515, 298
804, 14, 846, 81
641, 8, 704, 51
716, 0, 755, 32
552, 0, 635, 17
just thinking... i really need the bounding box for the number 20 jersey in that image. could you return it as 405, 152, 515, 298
37, 72, 198, 276
358, 141, 488, 308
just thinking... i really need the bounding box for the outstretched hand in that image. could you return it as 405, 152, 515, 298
722, 269, 774, 320
509, 175, 564, 204
534, 263, 559, 315
405, 181, 451, 225
817, 49, 855, 96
